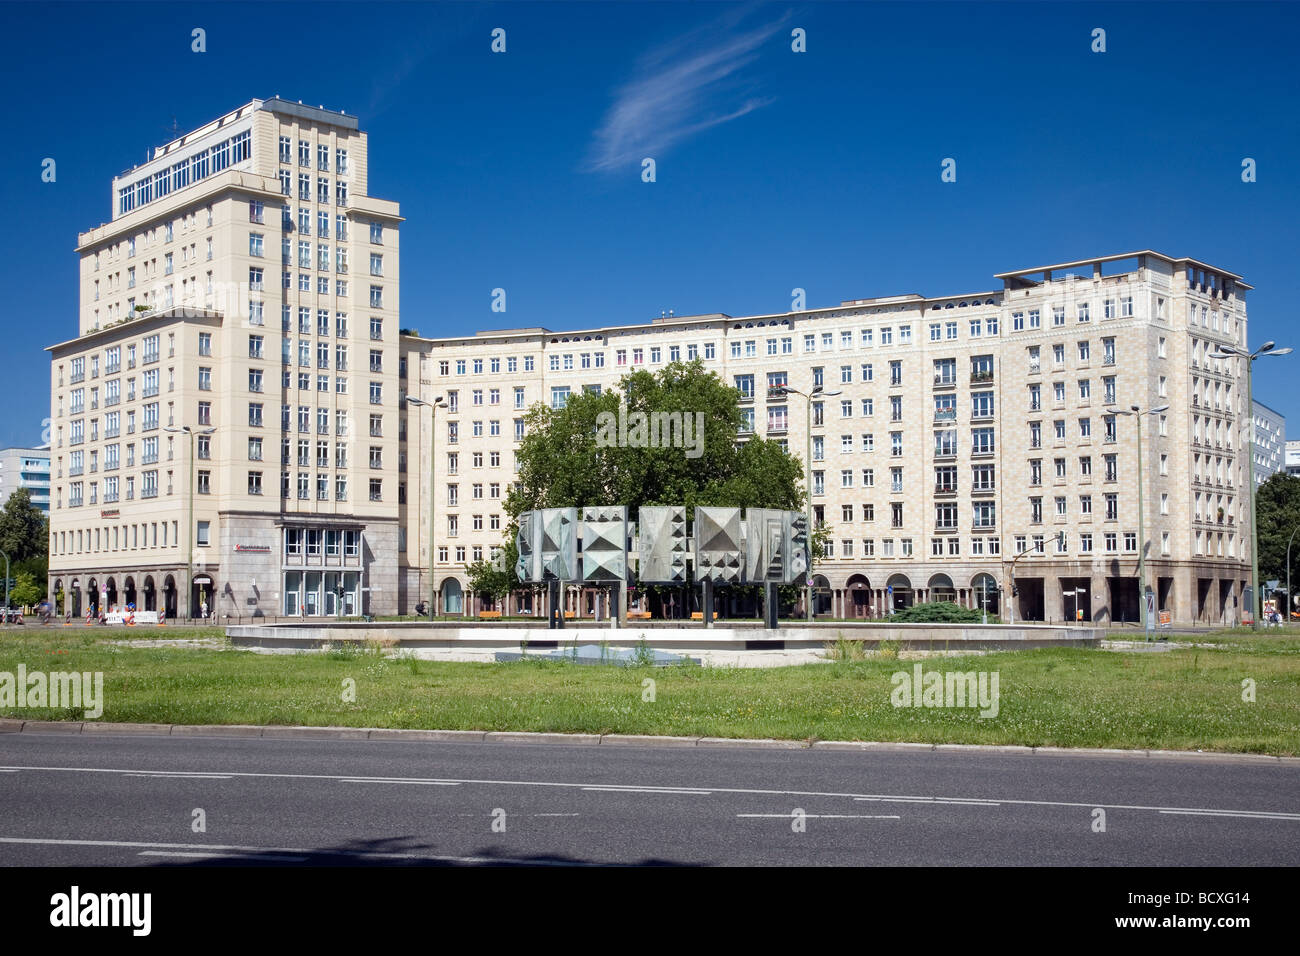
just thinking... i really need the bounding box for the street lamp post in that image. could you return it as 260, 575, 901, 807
1106, 404, 1168, 636
406, 395, 446, 622
165, 424, 215, 621
1285, 525, 1300, 629
773, 383, 841, 622
1209, 342, 1292, 630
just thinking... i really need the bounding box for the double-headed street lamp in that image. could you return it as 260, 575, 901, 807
406, 395, 447, 622
1208, 341, 1292, 630
772, 383, 841, 621
1106, 404, 1168, 635
164, 424, 216, 620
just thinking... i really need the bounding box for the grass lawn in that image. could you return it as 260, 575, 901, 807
1, 628, 1297, 754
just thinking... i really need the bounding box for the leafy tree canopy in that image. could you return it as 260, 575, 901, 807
0, 489, 47, 564
504, 360, 805, 521
1254, 473, 1300, 588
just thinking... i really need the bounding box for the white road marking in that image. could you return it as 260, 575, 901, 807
855, 796, 1001, 807
1, 763, 1294, 821
123, 772, 232, 780
582, 787, 711, 796
339, 779, 459, 786
0, 836, 591, 866
737, 814, 900, 820
1158, 809, 1300, 821
850, 795, 1300, 819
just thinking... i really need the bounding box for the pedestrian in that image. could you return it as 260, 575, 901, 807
200, 599, 208, 621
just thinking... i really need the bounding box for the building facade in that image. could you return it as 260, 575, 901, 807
401, 252, 1254, 626
0, 446, 51, 514
42, 99, 1255, 626
1285, 439, 1300, 477
1251, 400, 1285, 486
47, 98, 402, 620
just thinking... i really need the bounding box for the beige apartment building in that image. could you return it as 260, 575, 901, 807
41, 97, 1253, 625
401, 251, 1254, 626
47, 98, 403, 620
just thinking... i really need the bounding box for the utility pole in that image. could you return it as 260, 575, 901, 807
406, 395, 446, 621
1107, 404, 1168, 636
165, 424, 215, 620
773, 382, 840, 621
1208, 342, 1291, 630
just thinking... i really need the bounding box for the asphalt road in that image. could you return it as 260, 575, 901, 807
0, 732, 1295, 866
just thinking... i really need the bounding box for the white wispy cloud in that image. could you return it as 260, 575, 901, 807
586, 12, 787, 172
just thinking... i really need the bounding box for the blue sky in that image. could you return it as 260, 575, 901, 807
2, 1, 1299, 448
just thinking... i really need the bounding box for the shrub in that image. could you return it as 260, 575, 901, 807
890, 601, 1000, 624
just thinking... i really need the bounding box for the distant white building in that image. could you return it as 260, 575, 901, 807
1286, 439, 1300, 477
0, 446, 51, 514
1253, 401, 1286, 486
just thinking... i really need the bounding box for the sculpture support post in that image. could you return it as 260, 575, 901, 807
548, 579, 563, 629
764, 583, 779, 630
702, 579, 713, 629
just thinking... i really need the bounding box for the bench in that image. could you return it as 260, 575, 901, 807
477, 610, 502, 619
627, 611, 652, 620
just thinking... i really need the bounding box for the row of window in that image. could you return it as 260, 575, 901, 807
444, 420, 523, 443
821, 536, 1004, 559
1010, 298, 1133, 330
282, 527, 362, 557
51, 521, 183, 555
117, 131, 251, 215
277, 472, 377, 501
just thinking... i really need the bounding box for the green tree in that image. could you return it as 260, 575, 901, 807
501, 361, 812, 612
505, 360, 805, 518
0, 489, 47, 563
465, 538, 526, 608
1254, 473, 1300, 588
9, 571, 40, 608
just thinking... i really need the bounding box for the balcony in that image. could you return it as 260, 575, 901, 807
933, 374, 957, 388
933, 484, 957, 496
970, 371, 994, 385
933, 409, 957, 423
933, 448, 957, 461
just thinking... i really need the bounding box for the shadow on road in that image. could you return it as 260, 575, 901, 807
142, 834, 694, 867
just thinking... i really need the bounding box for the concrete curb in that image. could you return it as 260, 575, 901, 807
4, 719, 1297, 765
600, 734, 702, 748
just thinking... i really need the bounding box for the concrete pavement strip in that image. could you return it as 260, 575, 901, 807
0, 718, 1295, 765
